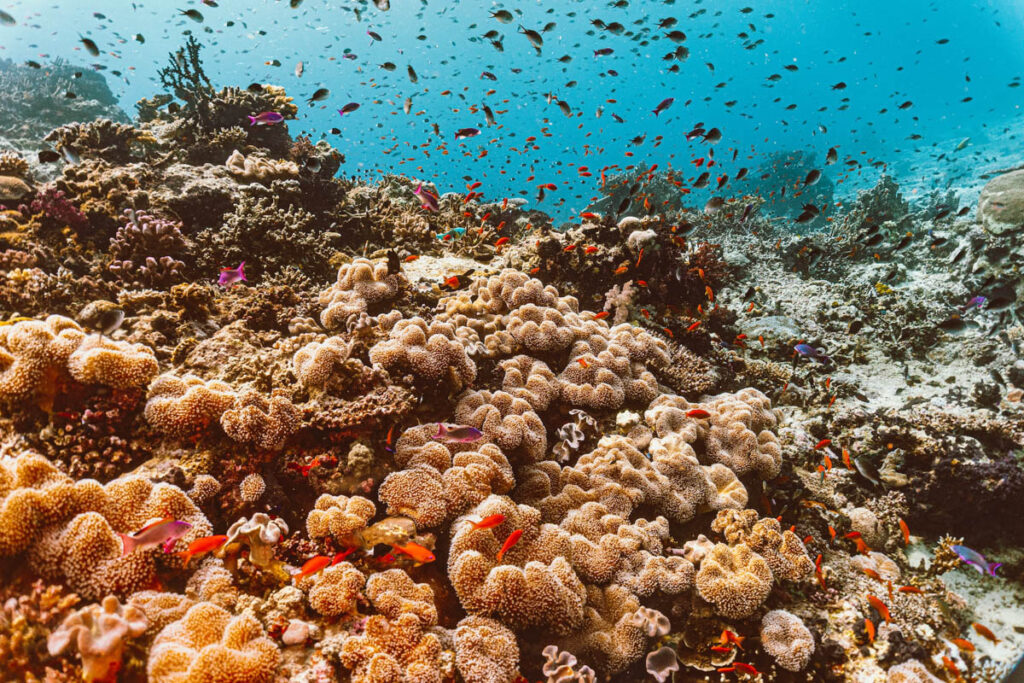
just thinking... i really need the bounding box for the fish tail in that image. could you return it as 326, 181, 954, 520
118, 533, 135, 556
178, 551, 193, 565
434, 423, 447, 439
247, 116, 256, 126
989, 562, 1002, 576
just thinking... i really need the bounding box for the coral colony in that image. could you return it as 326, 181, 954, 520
0, 5, 1022, 683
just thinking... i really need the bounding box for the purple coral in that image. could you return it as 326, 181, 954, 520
27, 187, 88, 231
108, 209, 189, 287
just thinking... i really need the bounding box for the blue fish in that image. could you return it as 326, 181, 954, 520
794, 343, 831, 364
952, 545, 1001, 577
960, 295, 986, 312
435, 227, 466, 241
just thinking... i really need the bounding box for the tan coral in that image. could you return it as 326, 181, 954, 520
66, 334, 158, 390
238, 473, 266, 503
760, 609, 814, 672
292, 336, 354, 389
307, 562, 366, 617
340, 612, 445, 683
710, 509, 759, 545
745, 517, 814, 581
365, 569, 438, 625
507, 303, 577, 352
454, 616, 520, 683
306, 494, 376, 545
694, 543, 773, 619
129, 591, 195, 634
147, 601, 281, 683
47, 594, 148, 683
319, 258, 408, 330
0, 316, 87, 408
369, 317, 476, 389
220, 387, 300, 450
557, 585, 653, 675
144, 373, 237, 438
887, 659, 944, 683
454, 389, 547, 462
448, 495, 586, 634
499, 355, 561, 411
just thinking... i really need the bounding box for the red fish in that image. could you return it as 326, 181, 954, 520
865, 619, 875, 643
866, 595, 891, 623
494, 237, 510, 247
593, 311, 610, 320
972, 622, 999, 643
686, 409, 711, 419
564, 244, 577, 252
687, 321, 701, 332
719, 630, 745, 649
898, 518, 910, 545
584, 246, 598, 254
404, 255, 419, 262
472, 514, 506, 530
293, 555, 331, 583
177, 534, 228, 566
898, 585, 923, 594
861, 568, 882, 581
614, 265, 629, 274
733, 662, 759, 676
814, 438, 831, 450
392, 541, 435, 564
710, 645, 733, 653
580, 212, 600, 220
331, 547, 356, 564
496, 529, 523, 561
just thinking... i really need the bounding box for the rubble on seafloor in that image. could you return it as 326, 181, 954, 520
0, 45, 1023, 683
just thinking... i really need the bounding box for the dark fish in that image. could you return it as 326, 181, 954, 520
407, 65, 418, 83
367, 30, 382, 42
337, 102, 359, 116
704, 197, 725, 214
894, 233, 913, 250
454, 127, 481, 140
832, 81, 847, 90
247, 83, 264, 93
308, 88, 330, 105
899, 100, 913, 109
480, 71, 497, 80
490, 9, 514, 23
617, 196, 632, 214
179, 8, 203, 22
80, 36, 100, 57
664, 30, 687, 43
826, 147, 838, 164
386, 249, 401, 274
380, 61, 396, 71
692, 172, 709, 188
735, 167, 748, 181
864, 233, 884, 247
519, 25, 543, 51
0, 9, 15, 25
847, 319, 863, 334
703, 128, 722, 143
373, 0, 390, 9
853, 457, 881, 486
804, 169, 821, 186
652, 97, 674, 116
38, 149, 61, 163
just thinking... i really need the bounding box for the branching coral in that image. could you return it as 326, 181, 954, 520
108, 209, 188, 288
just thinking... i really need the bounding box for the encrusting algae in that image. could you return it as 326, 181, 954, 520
0, 8, 1022, 683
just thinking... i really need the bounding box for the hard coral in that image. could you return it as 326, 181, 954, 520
47, 595, 148, 683
147, 602, 281, 683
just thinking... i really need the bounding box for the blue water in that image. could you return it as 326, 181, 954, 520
4, 0, 1024, 219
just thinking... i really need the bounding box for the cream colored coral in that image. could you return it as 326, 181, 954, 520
293, 336, 353, 389
129, 591, 195, 634
448, 495, 586, 634
187, 474, 221, 504
225, 149, 299, 181
557, 585, 651, 675
185, 558, 239, 610
340, 612, 444, 683
745, 517, 814, 581
220, 388, 300, 450
365, 569, 437, 625
507, 303, 577, 352
238, 473, 266, 503
306, 494, 376, 544
67, 334, 158, 389
308, 562, 366, 616
319, 258, 408, 329
454, 616, 520, 683
380, 441, 514, 529
147, 601, 281, 683
454, 389, 547, 462
225, 513, 288, 568
500, 355, 560, 411
369, 317, 476, 388
48, 595, 148, 682
887, 659, 943, 683
760, 609, 814, 672
694, 543, 773, 619
144, 373, 236, 438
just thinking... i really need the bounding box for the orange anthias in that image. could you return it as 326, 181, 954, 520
866, 595, 891, 623
392, 541, 436, 564
177, 534, 228, 566
719, 629, 745, 650
293, 555, 331, 583
496, 529, 523, 561
471, 514, 506, 530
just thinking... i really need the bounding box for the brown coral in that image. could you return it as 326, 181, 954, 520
220, 387, 300, 450
694, 543, 772, 619
319, 258, 408, 329
144, 373, 237, 438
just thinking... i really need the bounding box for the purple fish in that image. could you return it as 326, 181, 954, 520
952, 545, 1001, 577
338, 102, 360, 116
454, 127, 481, 140
960, 295, 986, 312
119, 518, 192, 556
414, 184, 439, 212
218, 261, 246, 287
247, 111, 284, 126
652, 97, 675, 116
432, 423, 484, 443
794, 343, 831, 364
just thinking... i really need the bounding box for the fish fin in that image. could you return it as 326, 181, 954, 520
989, 563, 1002, 576
161, 538, 178, 553
118, 533, 135, 556
178, 551, 192, 565
434, 423, 447, 439
247, 116, 256, 126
